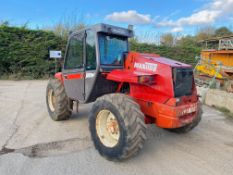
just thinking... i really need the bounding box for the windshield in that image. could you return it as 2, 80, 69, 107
98, 33, 128, 65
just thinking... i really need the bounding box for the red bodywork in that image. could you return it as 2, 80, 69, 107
55, 51, 200, 129
107, 52, 200, 129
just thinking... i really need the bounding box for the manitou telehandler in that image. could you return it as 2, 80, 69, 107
46, 23, 202, 160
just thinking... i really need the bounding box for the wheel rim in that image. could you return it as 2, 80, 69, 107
96, 110, 120, 148
48, 89, 56, 112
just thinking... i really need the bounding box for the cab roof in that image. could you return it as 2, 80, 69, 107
71, 23, 134, 38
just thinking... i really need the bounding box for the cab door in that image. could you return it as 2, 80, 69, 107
63, 32, 85, 101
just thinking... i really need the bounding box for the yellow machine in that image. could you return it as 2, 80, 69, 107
195, 36, 233, 92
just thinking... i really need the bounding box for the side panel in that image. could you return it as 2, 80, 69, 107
125, 52, 175, 97
85, 73, 118, 103
85, 70, 97, 102
201, 50, 233, 67
63, 72, 85, 101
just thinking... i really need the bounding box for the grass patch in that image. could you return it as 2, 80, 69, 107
213, 105, 233, 119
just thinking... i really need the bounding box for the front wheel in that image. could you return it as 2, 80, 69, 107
89, 94, 147, 161
46, 79, 72, 121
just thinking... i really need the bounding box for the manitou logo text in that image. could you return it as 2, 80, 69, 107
134, 62, 157, 72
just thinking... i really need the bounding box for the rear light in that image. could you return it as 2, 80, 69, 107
138, 75, 155, 85
165, 98, 181, 106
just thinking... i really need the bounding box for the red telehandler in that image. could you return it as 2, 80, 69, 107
46, 24, 202, 160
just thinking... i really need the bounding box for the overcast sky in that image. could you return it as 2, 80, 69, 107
1, 0, 233, 41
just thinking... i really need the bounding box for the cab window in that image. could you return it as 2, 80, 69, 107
64, 35, 84, 69
86, 30, 96, 70
98, 33, 128, 66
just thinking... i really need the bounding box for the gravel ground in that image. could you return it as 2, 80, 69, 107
0, 80, 233, 175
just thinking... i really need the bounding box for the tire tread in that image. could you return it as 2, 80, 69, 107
46, 79, 72, 121
90, 93, 147, 160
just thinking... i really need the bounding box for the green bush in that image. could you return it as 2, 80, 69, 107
0, 25, 201, 79
0, 25, 66, 79
130, 40, 201, 66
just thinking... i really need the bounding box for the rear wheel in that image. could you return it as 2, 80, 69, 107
166, 107, 202, 134
89, 94, 147, 160
46, 79, 72, 121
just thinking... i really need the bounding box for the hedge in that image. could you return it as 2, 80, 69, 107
130, 41, 201, 66
0, 25, 200, 79
0, 25, 65, 79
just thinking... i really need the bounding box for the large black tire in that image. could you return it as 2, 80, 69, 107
166, 107, 202, 134
46, 79, 72, 121
89, 94, 147, 161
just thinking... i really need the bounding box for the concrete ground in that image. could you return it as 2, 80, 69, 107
0, 80, 233, 175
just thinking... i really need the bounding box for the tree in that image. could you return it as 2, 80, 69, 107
51, 23, 85, 39
0, 20, 9, 26
215, 27, 232, 37
195, 26, 215, 41
45, 13, 86, 39
176, 35, 198, 48
160, 33, 175, 47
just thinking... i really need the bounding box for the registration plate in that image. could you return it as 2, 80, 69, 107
181, 104, 197, 115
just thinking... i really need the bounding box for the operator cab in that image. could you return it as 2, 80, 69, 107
62, 23, 134, 103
